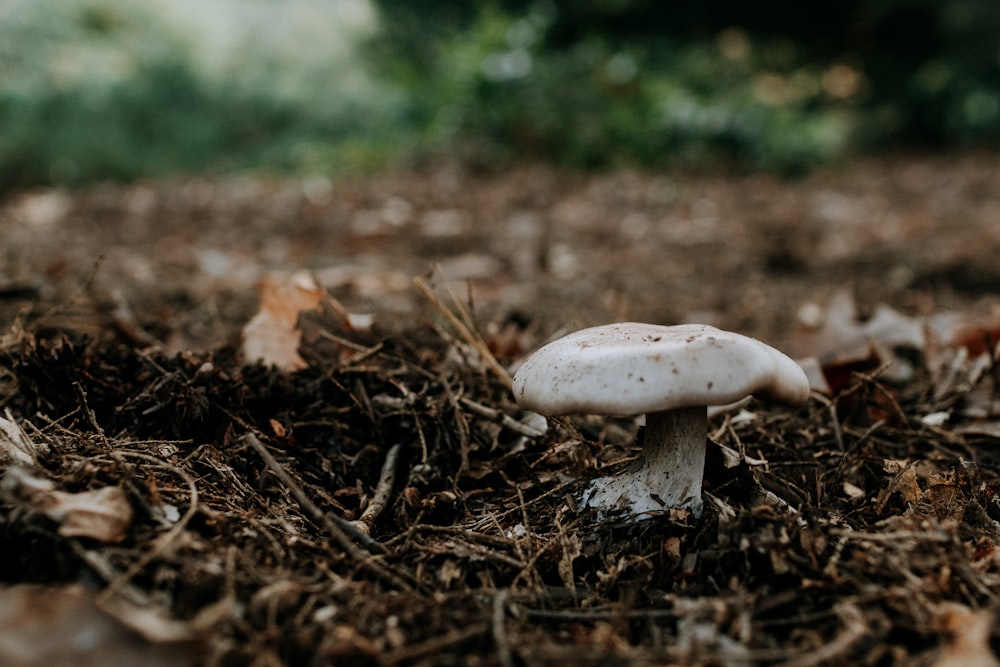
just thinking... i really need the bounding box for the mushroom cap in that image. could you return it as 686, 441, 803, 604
512, 323, 810, 416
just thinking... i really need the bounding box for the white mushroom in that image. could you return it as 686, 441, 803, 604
512, 323, 810, 519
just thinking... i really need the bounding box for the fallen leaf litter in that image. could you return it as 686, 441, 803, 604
2, 157, 1000, 665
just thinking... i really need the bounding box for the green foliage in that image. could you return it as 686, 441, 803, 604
2, 0, 999, 188
394, 6, 849, 173
376, 0, 1000, 171
0, 0, 393, 189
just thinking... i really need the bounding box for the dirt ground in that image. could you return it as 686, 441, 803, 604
2, 151, 1000, 666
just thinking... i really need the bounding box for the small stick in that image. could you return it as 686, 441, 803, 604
811, 392, 844, 451
243, 432, 417, 592
72, 381, 108, 447
493, 589, 515, 667
352, 442, 402, 535
244, 432, 381, 553
69, 542, 149, 607
381, 623, 489, 666
459, 397, 547, 437
413, 273, 513, 390
97, 450, 200, 603
774, 603, 867, 667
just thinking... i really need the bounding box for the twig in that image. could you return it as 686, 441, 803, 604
810, 392, 843, 451
466, 478, 579, 530
97, 450, 200, 603
72, 381, 108, 447
520, 606, 677, 621
459, 397, 547, 437
493, 589, 515, 667
512, 518, 586, 590
440, 379, 472, 480
380, 623, 490, 666
405, 534, 527, 570
69, 541, 148, 607
109, 291, 162, 347
243, 432, 418, 592
317, 331, 385, 362
413, 273, 512, 390
352, 442, 402, 535
244, 432, 379, 552
73, 383, 159, 521
774, 602, 867, 667
512, 482, 538, 576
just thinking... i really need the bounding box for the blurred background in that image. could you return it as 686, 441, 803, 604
2, 0, 999, 191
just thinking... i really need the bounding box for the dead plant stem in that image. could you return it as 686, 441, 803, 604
413, 273, 512, 390
381, 623, 490, 666
460, 397, 547, 437
352, 441, 402, 534
97, 450, 200, 604
493, 589, 515, 667
774, 602, 867, 667
242, 432, 418, 592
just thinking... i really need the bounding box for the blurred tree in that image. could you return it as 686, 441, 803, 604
374, 0, 1000, 148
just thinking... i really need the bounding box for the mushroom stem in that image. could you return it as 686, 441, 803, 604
582, 405, 706, 518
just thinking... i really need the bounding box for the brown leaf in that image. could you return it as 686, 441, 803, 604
793, 290, 925, 387
49, 486, 133, 542
0, 410, 41, 467
876, 461, 922, 510
0, 584, 199, 667
241, 271, 325, 371
1, 467, 133, 543
932, 603, 1000, 667
926, 483, 965, 523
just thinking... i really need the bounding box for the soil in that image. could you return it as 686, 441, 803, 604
2, 151, 1000, 665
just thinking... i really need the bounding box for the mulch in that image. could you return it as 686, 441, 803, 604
2, 283, 999, 666
2, 154, 1000, 665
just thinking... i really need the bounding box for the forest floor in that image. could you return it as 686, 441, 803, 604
2, 151, 1000, 666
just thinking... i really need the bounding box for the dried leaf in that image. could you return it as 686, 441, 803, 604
842, 481, 865, 501
0, 410, 40, 467
241, 271, 324, 371
0, 584, 199, 667
876, 462, 922, 508
926, 483, 965, 522
49, 486, 133, 541
929, 310, 1000, 359
1, 467, 133, 543
932, 603, 1000, 667
793, 290, 925, 386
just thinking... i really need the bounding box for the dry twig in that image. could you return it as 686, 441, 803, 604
242, 432, 418, 592
493, 589, 515, 667
413, 273, 512, 390
775, 602, 868, 667
460, 397, 547, 438
97, 450, 200, 603
351, 441, 402, 535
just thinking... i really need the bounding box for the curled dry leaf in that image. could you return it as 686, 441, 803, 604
1, 467, 133, 543
0, 410, 42, 467
793, 290, 926, 390
932, 603, 1000, 667
0, 584, 199, 667
241, 270, 325, 371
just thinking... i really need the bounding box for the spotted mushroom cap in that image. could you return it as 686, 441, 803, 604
512, 323, 810, 416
